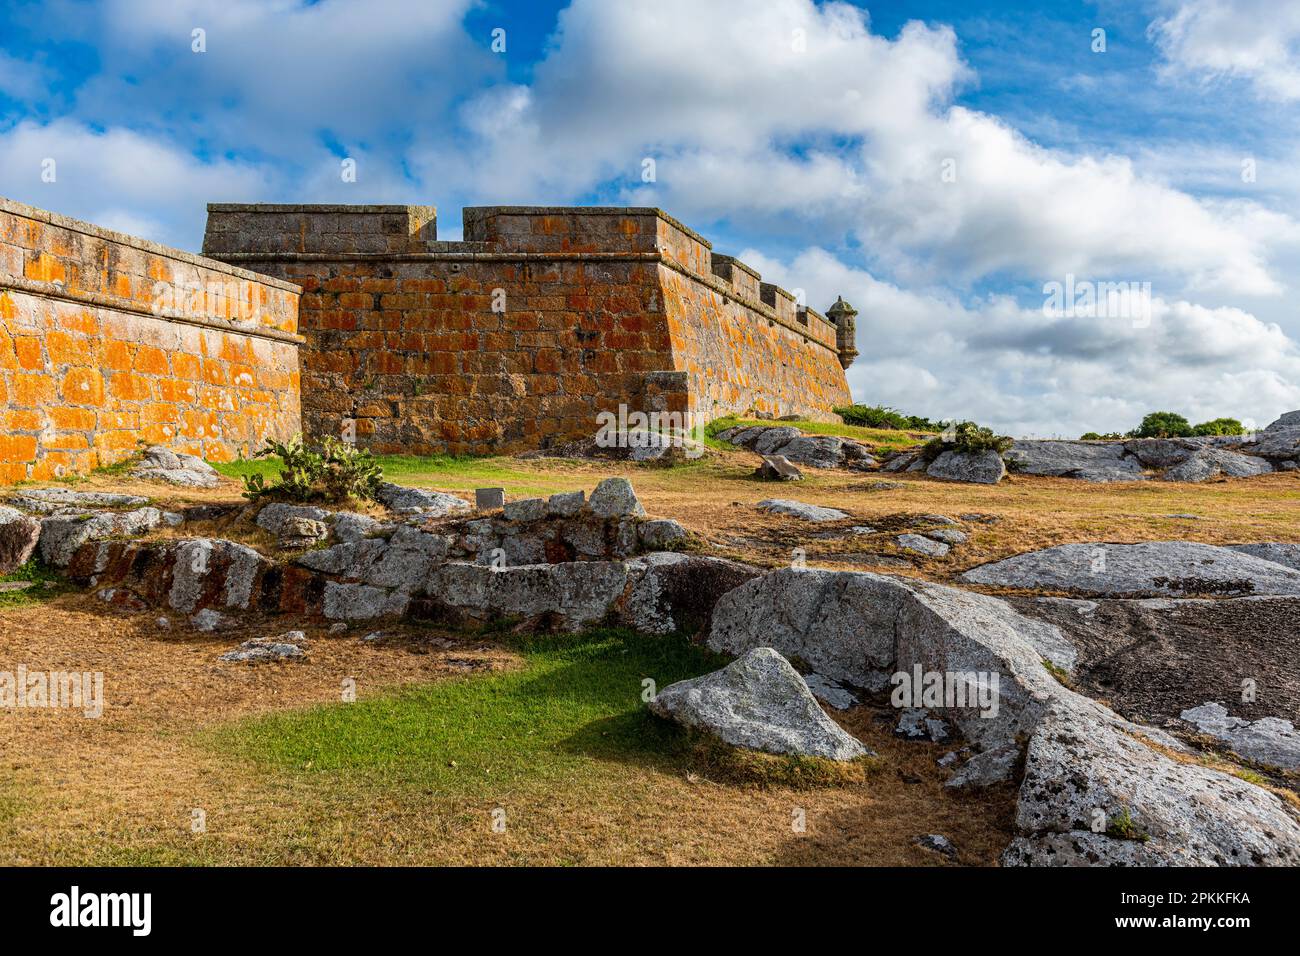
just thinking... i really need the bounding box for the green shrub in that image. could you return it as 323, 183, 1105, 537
242, 435, 383, 503
922, 421, 1013, 460
1080, 431, 1125, 441
1132, 411, 1194, 439
1192, 417, 1245, 437
834, 404, 940, 431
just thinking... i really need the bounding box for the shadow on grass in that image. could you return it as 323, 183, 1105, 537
211, 628, 726, 795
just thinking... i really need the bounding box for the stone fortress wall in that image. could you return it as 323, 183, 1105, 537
0, 196, 303, 482
203, 203, 856, 456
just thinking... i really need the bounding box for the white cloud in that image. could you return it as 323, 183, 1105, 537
1150, 0, 1300, 101
435, 0, 1291, 297
0, 119, 271, 248
742, 246, 1300, 437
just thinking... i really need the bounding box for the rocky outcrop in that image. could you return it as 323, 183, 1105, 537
1245, 411, 1300, 463
755, 455, 803, 481
649, 647, 871, 761
586, 477, 646, 518
1178, 702, 1300, 771
926, 449, 1006, 485
756, 499, 849, 522
0, 505, 40, 575
961, 541, 1300, 597
716, 424, 875, 470
1004, 704, 1300, 865
896, 533, 949, 558
131, 446, 220, 488
5, 488, 150, 513
1228, 542, 1300, 571
1162, 449, 1273, 482
38, 507, 176, 567
1005, 440, 1146, 482
706, 566, 1300, 864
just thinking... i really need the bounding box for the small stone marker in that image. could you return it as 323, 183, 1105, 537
475, 487, 506, 511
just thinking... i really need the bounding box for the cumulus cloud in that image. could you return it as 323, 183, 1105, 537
0, 119, 271, 247
742, 246, 1300, 437
432, 0, 1290, 298
1150, 0, 1300, 101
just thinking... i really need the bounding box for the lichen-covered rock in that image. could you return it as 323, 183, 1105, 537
546, 490, 585, 516
255, 503, 331, 535
502, 497, 547, 522
925, 528, 968, 545
1004, 440, 1146, 482
897, 533, 949, 557
618, 552, 761, 635
756, 499, 848, 522
0, 505, 40, 575
776, 434, 844, 469
131, 445, 220, 488
1227, 542, 1300, 571
220, 634, 307, 663
7, 489, 150, 514
1123, 438, 1202, 468
637, 519, 687, 550
322, 581, 410, 620
375, 482, 471, 516
168, 538, 272, 612
751, 426, 803, 456
330, 512, 389, 543
38, 507, 168, 567
755, 454, 803, 481
927, 449, 1006, 484
1003, 704, 1300, 865
424, 560, 632, 630
1246, 411, 1300, 462
277, 516, 329, 549
586, 478, 645, 518
961, 541, 1300, 596
1179, 702, 1300, 771
1162, 449, 1273, 482
649, 647, 871, 761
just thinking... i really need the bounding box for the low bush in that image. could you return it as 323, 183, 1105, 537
922, 421, 1013, 460
241, 435, 383, 503
1131, 411, 1193, 439
1192, 417, 1246, 437
834, 404, 941, 432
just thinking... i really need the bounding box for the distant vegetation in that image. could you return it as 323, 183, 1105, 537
834, 404, 943, 432
923, 421, 1014, 460
1080, 412, 1247, 441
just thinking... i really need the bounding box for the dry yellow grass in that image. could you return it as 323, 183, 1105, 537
2, 448, 1296, 865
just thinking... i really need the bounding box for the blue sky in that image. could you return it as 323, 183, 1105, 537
3, 0, 1300, 436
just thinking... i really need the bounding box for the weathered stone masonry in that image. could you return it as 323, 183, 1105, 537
0, 197, 302, 482
204, 204, 855, 456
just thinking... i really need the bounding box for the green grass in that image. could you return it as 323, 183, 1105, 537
0, 560, 68, 609
213, 629, 729, 797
